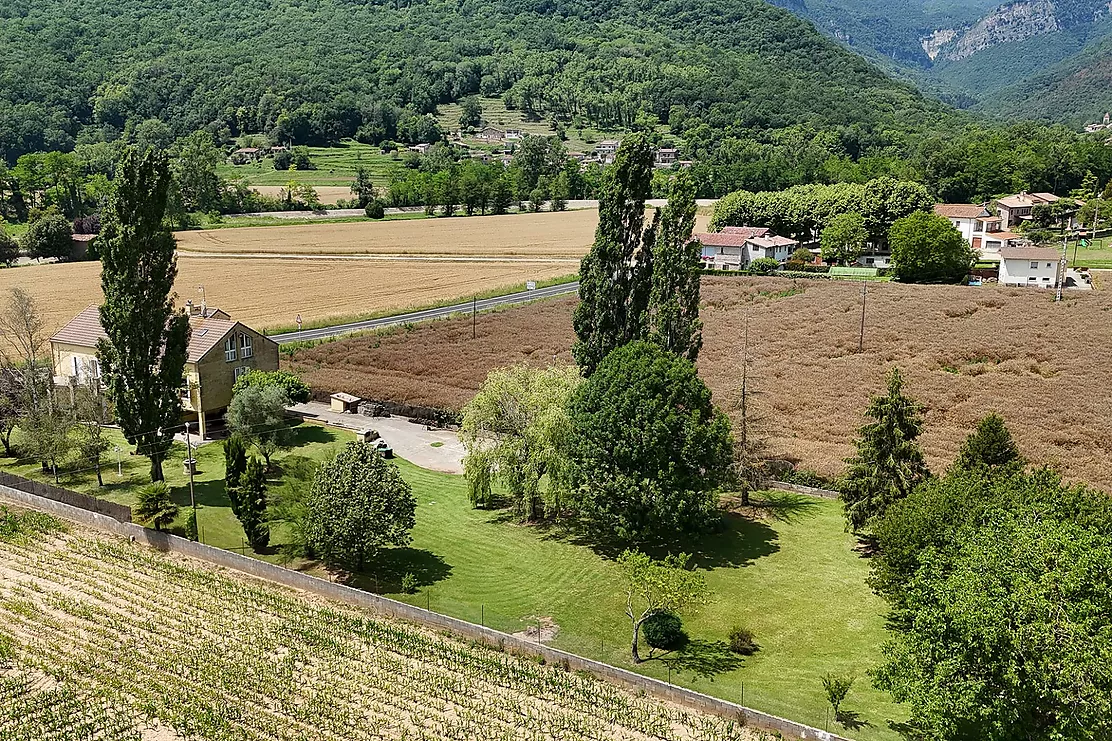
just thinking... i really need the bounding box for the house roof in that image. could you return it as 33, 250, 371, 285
50, 305, 245, 363
695, 232, 749, 247
749, 235, 798, 248
934, 204, 989, 219
997, 192, 1057, 209
71, 233, 98, 242
983, 231, 1025, 241
999, 247, 1060, 261
722, 226, 771, 238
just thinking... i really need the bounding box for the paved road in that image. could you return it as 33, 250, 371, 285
269, 281, 579, 344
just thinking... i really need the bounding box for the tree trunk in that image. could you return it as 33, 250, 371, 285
149, 454, 164, 483
95, 460, 103, 488
740, 486, 750, 506
631, 619, 643, 663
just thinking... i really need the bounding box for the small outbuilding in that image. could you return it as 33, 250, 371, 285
330, 392, 362, 413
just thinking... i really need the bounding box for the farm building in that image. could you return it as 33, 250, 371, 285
50, 304, 279, 438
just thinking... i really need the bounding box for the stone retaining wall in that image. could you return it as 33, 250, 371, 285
0, 484, 848, 741
769, 480, 841, 500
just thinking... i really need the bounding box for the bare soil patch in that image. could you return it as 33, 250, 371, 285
288, 276, 1112, 490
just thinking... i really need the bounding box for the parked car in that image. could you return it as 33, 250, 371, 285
373, 438, 394, 459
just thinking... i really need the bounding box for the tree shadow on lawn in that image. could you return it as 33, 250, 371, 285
747, 490, 823, 524
649, 639, 746, 681
535, 509, 781, 570
836, 709, 872, 731
288, 423, 340, 446
345, 547, 453, 593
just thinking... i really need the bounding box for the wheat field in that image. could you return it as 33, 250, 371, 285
0, 257, 575, 337
289, 276, 1112, 491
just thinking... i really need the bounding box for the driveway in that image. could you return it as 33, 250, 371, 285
288, 402, 464, 474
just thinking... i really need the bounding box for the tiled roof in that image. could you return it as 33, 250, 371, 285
50, 305, 240, 363
983, 231, 1025, 241
997, 192, 1057, 209
934, 204, 988, 218
695, 232, 750, 247
749, 235, 798, 248
721, 226, 770, 238
999, 247, 1060, 261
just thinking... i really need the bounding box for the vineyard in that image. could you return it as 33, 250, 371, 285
0, 509, 759, 741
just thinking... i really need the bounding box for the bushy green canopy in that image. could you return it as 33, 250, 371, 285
564, 341, 733, 543
889, 211, 976, 284
871, 466, 1112, 741
305, 441, 416, 571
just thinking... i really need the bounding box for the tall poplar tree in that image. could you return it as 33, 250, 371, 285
97, 147, 189, 482
572, 134, 656, 375
648, 171, 702, 362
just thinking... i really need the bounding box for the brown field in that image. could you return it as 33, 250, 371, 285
0, 257, 576, 338
175, 211, 709, 257
288, 276, 1112, 491
250, 184, 352, 204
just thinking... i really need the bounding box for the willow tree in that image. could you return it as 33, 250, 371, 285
572, 134, 656, 375
98, 148, 189, 482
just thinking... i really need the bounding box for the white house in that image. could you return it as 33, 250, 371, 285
595, 140, 620, 163
695, 226, 799, 269
997, 247, 1061, 289
934, 203, 1025, 262
995, 192, 1068, 230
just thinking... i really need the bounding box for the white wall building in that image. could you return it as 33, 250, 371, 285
997, 247, 1061, 288
934, 203, 1025, 262
695, 226, 799, 269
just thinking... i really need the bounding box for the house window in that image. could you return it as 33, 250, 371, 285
1046, 263, 1053, 268
1030, 261, 1039, 269
1042, 277, 1050, 281
1028, 277, 1036, 281
224, 336, 237, 362
233, 365, 248, 382
240, 333, 253, 359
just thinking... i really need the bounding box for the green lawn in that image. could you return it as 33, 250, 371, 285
1069, 234, 1112, 268
216, 140, 404, 188
1, 422, 902, 738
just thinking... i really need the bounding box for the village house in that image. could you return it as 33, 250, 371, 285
995, 191, 1062, 230
934, 203, 1025, 261
655, 148, 678, 166
695, 226, 799, 269
997, 247, 1061, 289
504, 128, 523, 141
229, 147, 263, 165
50, 304, 279, 439
477, 126, 505, 141
595, 140, 620, 163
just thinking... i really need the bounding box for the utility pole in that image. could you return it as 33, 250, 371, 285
184, 422, 197, 532
858, 279, 867, 353
1056, 230, 1068, 303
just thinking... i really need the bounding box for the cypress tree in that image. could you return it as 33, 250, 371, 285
841, 368, 930, 532
237, 456, 270, 551
97, 148, 189, 482
572, 134, 656, 375
648, 171, 702, 361
224, 433, 248, 516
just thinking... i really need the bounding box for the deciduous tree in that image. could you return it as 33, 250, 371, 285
648, 172, 702, 362
231, 369, 310, 405
618, 549, 708, 663
820, 211, 868, 266
889, 211, 975, 284
226, 385, 292, 468
841, 368, 929, 532
572, 135, 656, 375
304, 441, 416, 571
97, 147, 189, 482
21, 213, 72, 261
460, 364, 579, 519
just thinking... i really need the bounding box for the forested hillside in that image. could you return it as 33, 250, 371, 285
0, 0, 945, 161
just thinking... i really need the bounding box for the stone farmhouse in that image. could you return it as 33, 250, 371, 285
50, 304, 279, 439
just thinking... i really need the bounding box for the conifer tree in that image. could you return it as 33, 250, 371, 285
97, 147, 189, 482
648, 171, 702, 361
841, 368, 929, 532
572, 134, 656, 375
224, 433, 248, 516
237, 456, 270, 551
954, 413, 1021, 470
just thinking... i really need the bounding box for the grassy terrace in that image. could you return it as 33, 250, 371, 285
216, 140, 404, 188
0, 423, 903, 739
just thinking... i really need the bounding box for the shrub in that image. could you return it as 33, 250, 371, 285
232, 369, 311, 404
365, 200, 386, 219
22, 214, 73, 261
642, 612, 687, 651
272, 149, 292, 170
748, 257, 780, 275
728, 625, 758, 655
0, 230, 17, 266
135, 482, 179, 532
781, 468, 834, 489
401, 572, 418, 594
